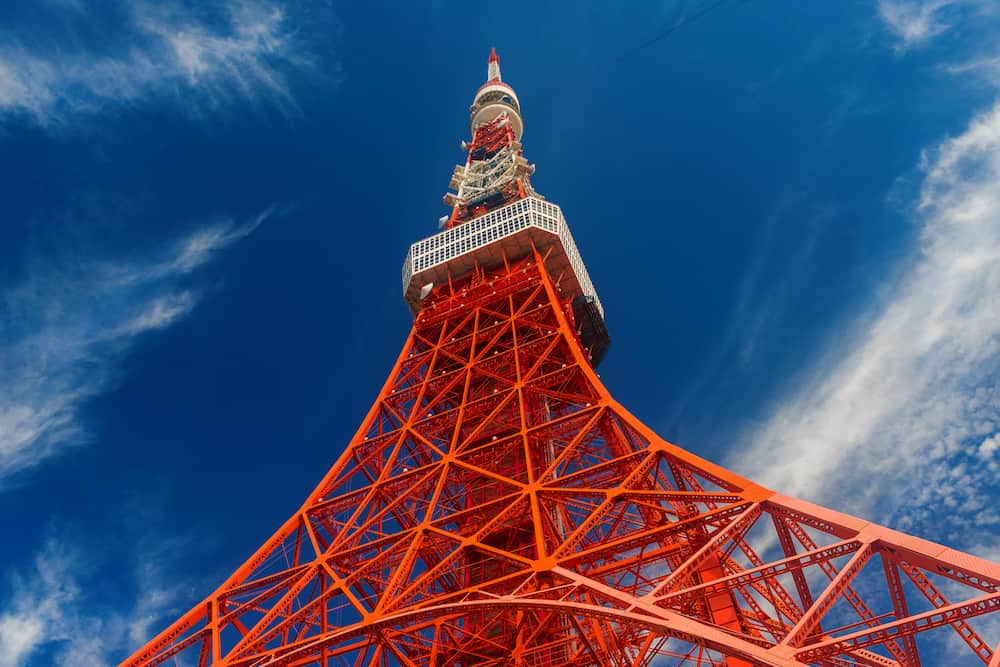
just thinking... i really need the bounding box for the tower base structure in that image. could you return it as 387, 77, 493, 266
124, 250, 1000, 667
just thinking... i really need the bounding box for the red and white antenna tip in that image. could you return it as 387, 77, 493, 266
487, 47, 502, 82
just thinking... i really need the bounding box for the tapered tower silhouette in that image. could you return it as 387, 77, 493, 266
124, 50, 1000, 667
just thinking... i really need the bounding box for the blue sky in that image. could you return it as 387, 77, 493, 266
1, 0, 999, 664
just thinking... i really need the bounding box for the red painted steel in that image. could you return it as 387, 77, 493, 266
122, 254, 1000, 666
122, 52, 1000, 667
446, 115, 524, 228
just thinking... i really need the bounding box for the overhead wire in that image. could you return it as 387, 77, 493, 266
620, 0, 748, 60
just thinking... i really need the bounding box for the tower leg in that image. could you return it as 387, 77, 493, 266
122, 254, 1000, 667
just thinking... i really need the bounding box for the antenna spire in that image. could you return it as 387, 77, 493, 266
487, 47, 501, 82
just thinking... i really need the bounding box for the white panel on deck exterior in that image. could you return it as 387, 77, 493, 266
402, 197, 603, 317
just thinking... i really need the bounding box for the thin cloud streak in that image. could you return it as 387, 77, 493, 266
729, 99, 1000, 556
0, 0, 332, 128
945, 54, 1000, 79
0, 212, 267, 483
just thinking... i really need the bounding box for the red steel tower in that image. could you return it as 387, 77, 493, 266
124, 50, 1000, 667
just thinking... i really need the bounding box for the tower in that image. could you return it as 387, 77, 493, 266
123, 51, 1000, 667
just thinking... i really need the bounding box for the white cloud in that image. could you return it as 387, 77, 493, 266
120, 291, 196, 335
980, 433, 1000, 459
0, 212, 266, 483
877, 0, 959, 50
945, 54, 1000, 81
729, 100, 1000, 557
0, 541, 76, 667
0, 525, 191, 667
170, 208, 268, 273
0, 0, 333, 128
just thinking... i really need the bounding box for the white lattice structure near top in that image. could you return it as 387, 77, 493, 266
446, 130, 532, 208
402, 196, 603, 317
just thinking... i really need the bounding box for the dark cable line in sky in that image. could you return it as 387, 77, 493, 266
621, 0, 745, 59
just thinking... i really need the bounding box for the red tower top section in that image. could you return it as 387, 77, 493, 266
403, 49, 610, 363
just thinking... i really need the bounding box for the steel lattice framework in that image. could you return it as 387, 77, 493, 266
123, 51, 1000, 667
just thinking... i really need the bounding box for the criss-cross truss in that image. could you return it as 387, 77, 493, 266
123, 48, 1000, 667
124, 252, 1000, 667
443, 113, 535, 228
456, 117, 521, 197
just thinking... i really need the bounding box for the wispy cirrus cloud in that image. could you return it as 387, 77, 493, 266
0, 540, 82, 667
729, 99, 1000, 557
0, 515, 197, 667
0, 210, 269, 484
945, 53, 1000, 85
0, 0, 337, 129
877, 0, 960, 51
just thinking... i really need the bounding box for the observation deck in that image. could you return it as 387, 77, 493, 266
402, 196, 609, 364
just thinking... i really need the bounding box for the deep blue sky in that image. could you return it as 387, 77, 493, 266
1, 1, 999, 664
